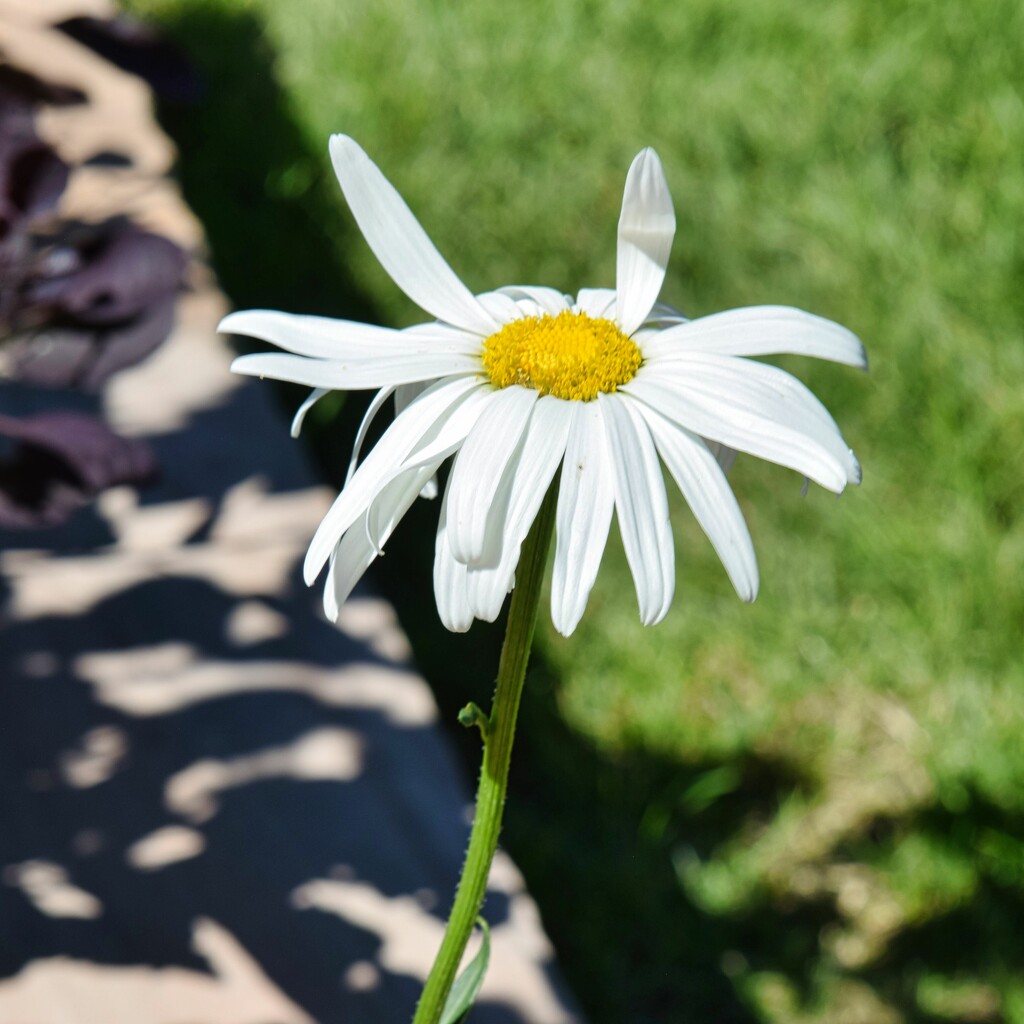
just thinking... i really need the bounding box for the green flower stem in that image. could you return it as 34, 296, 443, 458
412, 488, 557, 1024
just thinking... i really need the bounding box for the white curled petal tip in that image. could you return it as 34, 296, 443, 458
219, 309, 277, 338
647, 353, 861, 485
218, 311, 240, 335
622, 371, 852, 495
291, 388, 329, 438
847, 449, 862, 487
322, 549, 340, 622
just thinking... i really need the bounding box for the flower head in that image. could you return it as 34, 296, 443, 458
223, 136, 864, 637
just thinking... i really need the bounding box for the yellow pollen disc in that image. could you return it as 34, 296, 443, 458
481, 310, 642, 402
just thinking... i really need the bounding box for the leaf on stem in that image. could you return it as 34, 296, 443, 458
439, 917, 491, 1024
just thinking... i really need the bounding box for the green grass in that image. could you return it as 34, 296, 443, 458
125, 0, 1024, 1020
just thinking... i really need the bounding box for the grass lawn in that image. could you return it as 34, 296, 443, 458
124, 0, 1024, 1020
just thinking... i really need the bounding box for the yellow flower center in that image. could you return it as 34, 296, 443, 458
481, 310, 642, 402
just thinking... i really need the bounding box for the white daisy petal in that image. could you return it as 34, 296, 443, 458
321, 547, 343, 622
706, 441, 738, 474
324, 461, 438, 619
616, 148, 676, 337
641, 305, 867, 369
392, 388, 496, 477
365, 459, 444, 552
323, 529, 372, 623
344, 386, 395, 485
394, 382, 428, 415
375, 463, 441, 541
476, 290, 527, 323
465, 567, 511, 622
219, 309, 403, 359
574, 288, 617, 319
223, 315, 479, 362
496, 286, 572, 317
641, 353, 860, 483
231, 351, 480, 391
551, 402, 615, 637
304, 376, 485, 585
290, 387, 329, 438
400, 322, 485, 347
598, 393, 675, 625
445, 386, 539, 565
633, 400, 759, 602
465, 396, 572, 622
223, 309, 480, 360
364, 384, 496, 543
357, 386, 498, 549
622, 375, 850, 493
645, 300, 689, 326
434, 481, 473, 633
696, 353, 859, 482
392, 383, 439, 497
287, 381, 443, 497
329, 135, 498, 336
508, 300, 545, 319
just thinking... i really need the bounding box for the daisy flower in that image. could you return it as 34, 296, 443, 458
223, 136, 863, 637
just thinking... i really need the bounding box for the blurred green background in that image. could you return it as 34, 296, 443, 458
124, 0, 1024, 1020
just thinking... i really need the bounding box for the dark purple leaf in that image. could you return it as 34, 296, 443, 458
0, 106, 69, 239
73, 296, 177, 389
5, 296, 177, 392
24, 224, 186, 325
0, 411, 157, 529
7, 143, 69, 222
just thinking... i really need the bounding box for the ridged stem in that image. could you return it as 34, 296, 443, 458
412, 487, 556, 1024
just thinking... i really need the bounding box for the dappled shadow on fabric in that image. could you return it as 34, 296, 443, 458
0, 385, 571, 1021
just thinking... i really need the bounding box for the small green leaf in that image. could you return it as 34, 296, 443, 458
439, 917, 491, 1024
